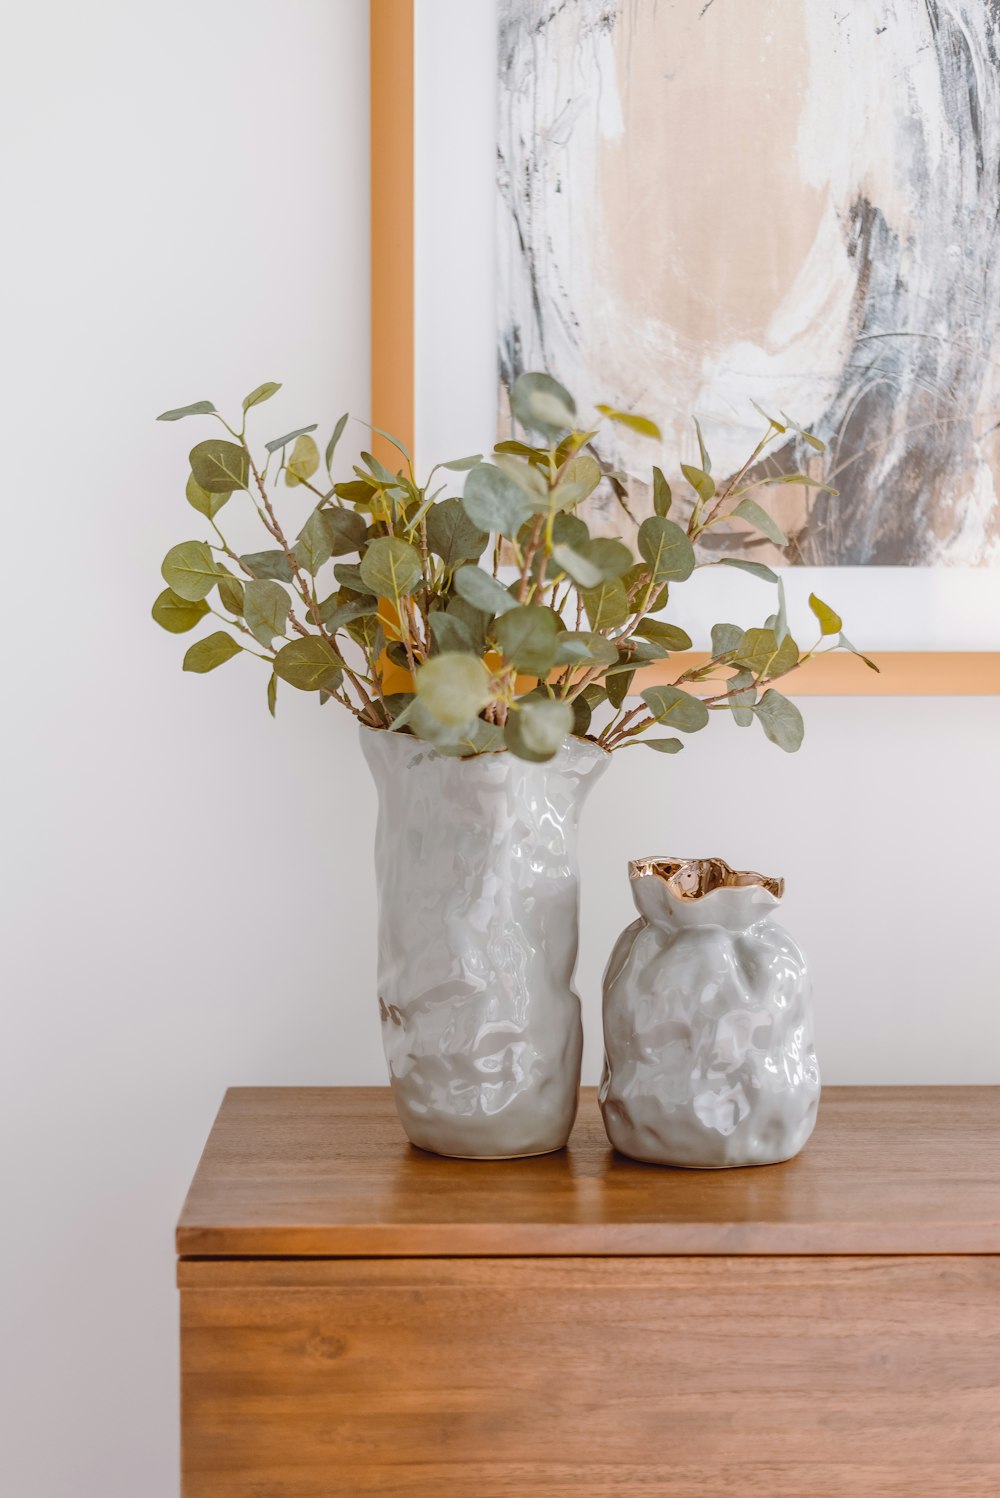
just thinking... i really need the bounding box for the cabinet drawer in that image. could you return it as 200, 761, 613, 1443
180, 1255, 1000, 1497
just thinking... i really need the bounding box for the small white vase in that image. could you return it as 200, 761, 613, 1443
361, 726, 608, 1159
600, 857, 820, 1168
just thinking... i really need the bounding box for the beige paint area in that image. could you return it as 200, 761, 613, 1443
599, 1, 823, 363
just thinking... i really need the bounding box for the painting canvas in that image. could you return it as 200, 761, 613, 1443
497, 0, 1000, 569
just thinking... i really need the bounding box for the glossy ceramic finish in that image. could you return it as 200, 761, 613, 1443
361, 727, 608, 1159
600, 857, 820, 1168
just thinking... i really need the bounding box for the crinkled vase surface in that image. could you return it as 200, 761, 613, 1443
600, 857, 820, 1168
361, 726, 608, 1159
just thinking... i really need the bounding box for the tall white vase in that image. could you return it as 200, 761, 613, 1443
361, 726, 608, 1159
600, 857, 820, 1168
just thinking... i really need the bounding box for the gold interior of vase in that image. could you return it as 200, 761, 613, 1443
629, 856, 784, 901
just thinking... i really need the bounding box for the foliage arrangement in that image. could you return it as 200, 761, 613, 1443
153, 372, 874, 762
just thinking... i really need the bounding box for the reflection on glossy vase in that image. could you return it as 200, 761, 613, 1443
600, 857, 820, 1168
361, 727, 608, 1159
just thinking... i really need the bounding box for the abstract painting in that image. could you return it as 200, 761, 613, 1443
497, 0, 1000, 566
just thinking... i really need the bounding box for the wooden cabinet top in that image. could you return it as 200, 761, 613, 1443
176, 1085, 1000, 1258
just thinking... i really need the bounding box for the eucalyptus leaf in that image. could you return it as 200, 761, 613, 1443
265, 423, 317, 454
273, 636, 344, 692
462, 462, 537, 538
581, 577, 629, 631
809, 592, 842, 636
510, 371, 576, 437
839, 633, 880, 671
755, 688, 804, 752
294, 508, 333, 575
596, 404, 661, 440
571, 694, 593, 737
429, 610, 475, 655
551, 543, 603, 589
186, 471, 230, 519
359, 536, 423, 601
504, 696, 573, 762
426, 497, 489, 565
243, 579, 291, 648
494, 605, 558, 676
182, 631, 242, 673
285, 433, 320, 488
332, 562, 373, 594
552, 511, 590, 548
161, 540, 220, 602
440, 454, 483, 472
325, 412, 349, 477
622, 736, 684, 754
711, 622, 743, 657
552, 631, 618, 666
415, 653, 492, 725
652, 466, 672, 517
607, 669, 634, 709
633, 619, 692, 651
493, 450, 549, 498
151, 587, 209, 634
693, 417, 711, 474
731, 497, 787, 546
242, 381, 281, 413
157, 400, 216, 422
714, 557, 779, 584
681, 463, 715, 503
734, 627, 798, 680
446, 596, 489, 655
454, 564, 516, 617
637, 516, 695, 583
560, 453, 602, 501
240, 549, 294, 584
728, 669, 756, 727
640, 684, 710, 733
321, 506, 367, 556
216, 569, 244, 616
267, 672, 277, 718
189, 439, 249, 494
318, 591, 378, 631
432, 716, 506, 757
579, 537, 633, 580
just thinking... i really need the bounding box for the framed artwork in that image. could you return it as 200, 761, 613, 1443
370, 0, 1000, 694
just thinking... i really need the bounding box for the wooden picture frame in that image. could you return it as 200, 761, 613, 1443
369, 0, 999, 696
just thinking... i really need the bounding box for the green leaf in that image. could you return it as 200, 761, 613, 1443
596, 404, 661, 440
510, 372, 577, 437
429, 610, 475, 654
581, 578, 629, 631
334, 479, 375, 505
273, 637, 344, 692
216, 569, 245, 616
285, 433, 320, 488
157, 400, 216, 422
243, 579, 291, 648
189, 439, 249, 494
359, 536, 423, 601
621, 639, 668, 663
652, 466, 672, 517
681, 463, 715, 503
607, 668, 634, 709
633, 619, 692, 651
433, 716, 506, 757
267, 672, 277, 718
185, 471, 230, 519
809, 592, 843, 636
415, 653, 492, 726
440, 454, 483, 472
453, 565, 516, 617
640, 684, 710, 733
693, 417, 711, 474
711, 622, 743, 656
559, 453, 602, 502
579, 537, 634, 580
550, 544, 602, 589
551, 511, 590, 549
504, 696, 573, 762
321, 506, 367, 556
265, 423, 318, 454
318, 591, 377, 631
637, 516, 695, 583
494, 605, 559, 675
151, 587, 209, 634
734, 627, 798, 679
728, 669, 756, 727
622, 736, 684, 754
571, 693, 593, 737
333, 562, 375, 596
839, 633, 880, 671
493, 450, 549, 499
462, 462, 537, 538
325, 412, 349, 477
426, 498, 489, 565
755, 688, 804, 752
161, 540, 220, 601
731, 497, 787, 546
552, 631, 618, 666
293, 508, 332, 575
240, 549, 294, 584
446, 597, 489, 655
759, 471, 837, 493
182, 631, 242, 673
714, 557, 780, 583
242, 381, 281, 413
750, 399, 786, 433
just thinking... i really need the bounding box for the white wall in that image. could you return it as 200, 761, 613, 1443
2, 3, 998, 1497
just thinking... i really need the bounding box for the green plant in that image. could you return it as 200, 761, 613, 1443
153, 372, 874, 761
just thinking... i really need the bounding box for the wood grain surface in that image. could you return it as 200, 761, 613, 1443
176, 1085, 1000, 1259
180, 1255, 1000, 1497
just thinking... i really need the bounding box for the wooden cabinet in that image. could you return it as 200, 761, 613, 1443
178, 1087, 1000, 1496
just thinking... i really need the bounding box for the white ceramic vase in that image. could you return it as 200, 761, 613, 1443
600, 857, 820, 1168
361, 726, 608, 1159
